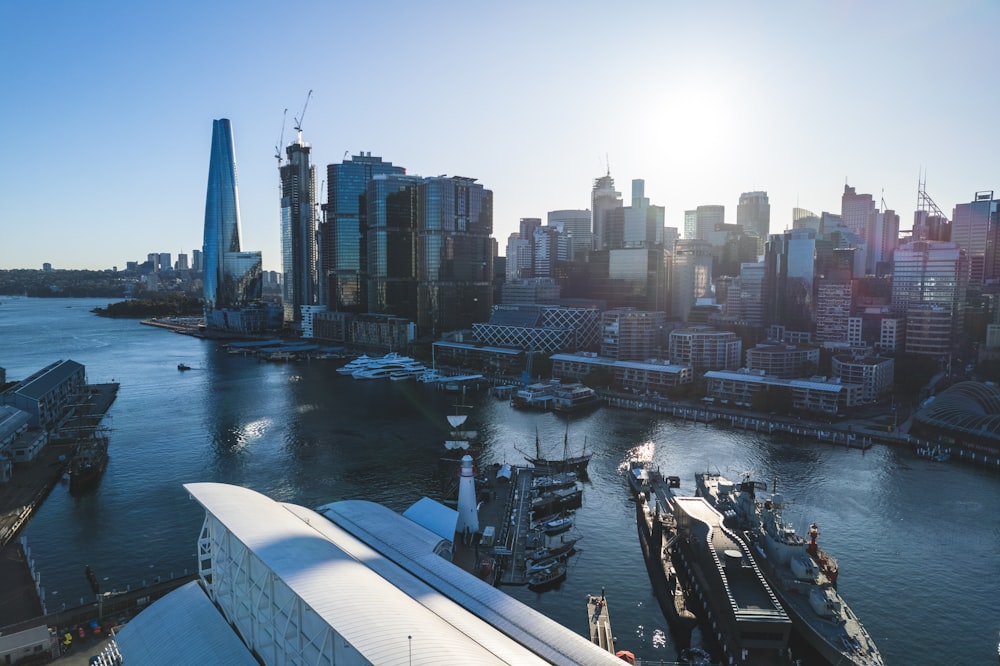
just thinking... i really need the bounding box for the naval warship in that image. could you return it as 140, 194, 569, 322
696, 472, 883, 666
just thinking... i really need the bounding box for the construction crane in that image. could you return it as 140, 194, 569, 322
294, 89, 313, 141
274, 108, 287, 166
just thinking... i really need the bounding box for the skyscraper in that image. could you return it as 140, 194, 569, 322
736, 191, 770, 254
694, 205, 725, 241
323, 153, 406, 312
202, 118, 261, 319
951, 191, 999, 284
591, 172, 621, 251
891, 240, 968, 357
547, 209, 591, 259
280, 137, 318, 325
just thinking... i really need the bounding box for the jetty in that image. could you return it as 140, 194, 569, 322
586, 593, 615, 654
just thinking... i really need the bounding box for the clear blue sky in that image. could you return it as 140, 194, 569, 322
2, 1, 997, 272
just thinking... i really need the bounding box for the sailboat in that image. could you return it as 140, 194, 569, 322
523, 424, 592, 477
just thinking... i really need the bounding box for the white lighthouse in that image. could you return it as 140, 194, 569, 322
455, 455, 479, 540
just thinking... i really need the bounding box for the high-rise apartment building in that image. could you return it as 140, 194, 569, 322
280, 136, 318, 325
951, 191, 999, 284
737, 191, 770, 254
323, 153, 406, 312
203, 119, 262, 318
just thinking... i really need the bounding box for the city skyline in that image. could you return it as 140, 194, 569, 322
2, 1, 997, 272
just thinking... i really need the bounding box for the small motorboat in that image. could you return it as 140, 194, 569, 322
177, 363, 191, 371
542, 515, 573, 535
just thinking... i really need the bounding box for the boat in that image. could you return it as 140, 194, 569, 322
69, 433, 109, 495
531, 471, 578, 492
526, 554, 567, 575
551, 383, 602, 414
335, 354, 375, 375
531, 485, 582, 517
541, 514, 574, 535
526, 560, 567, 590
177, 363, 191, 371
525, 533, 581, 564
511, 381, 556, 410
522, 426, 592, 477
695, 472, 883, 666
916, 443, 950, 462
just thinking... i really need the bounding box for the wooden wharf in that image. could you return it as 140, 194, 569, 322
586, 593, 615, 654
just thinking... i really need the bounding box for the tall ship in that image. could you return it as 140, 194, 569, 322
69, 432, 110, 495
521, 426, 592, 477
696, 472, 883, 666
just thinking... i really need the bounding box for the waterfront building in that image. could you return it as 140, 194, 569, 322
600, 308, 667, 361
550, 352, 692, 392
548, 209, 591, 259
111, 482, 621, 665
704, 369, 863, 414
671, 239, 714, 321
911, 381, 1000, 454
591, 172, 622, 252
951, 191, 999, 284
737, 191, 770, 255
202, 119, 262, 328
323, 153, 406, 312
669, 326, 741, 372
431, 341, 524, 376
280, 135, 319, 326
830, 354, 894, 403
472, 304, 601, 353
1, 360, 86, 429
745, 342, 820, 379
363, 173, 424, 323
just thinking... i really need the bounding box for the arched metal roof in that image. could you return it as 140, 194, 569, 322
914, 381, 1000, 440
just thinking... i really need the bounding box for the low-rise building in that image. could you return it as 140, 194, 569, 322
2, 360, 86, 429
704, 369, 863, 415
668, 326, 741, 372
745, 342, 820, 378
550, 352, 692, 392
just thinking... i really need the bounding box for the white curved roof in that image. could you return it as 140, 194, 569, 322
185, 482, 547, 665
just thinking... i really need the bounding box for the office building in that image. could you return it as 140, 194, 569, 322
323, 153, 406, 312
952, 191, 999, 284
548, 209, 591, 259
671, 239, 713, 321
694, 205, 725, 241
591, 172, 621, 251
280, 134, 318, 325
737, 191, 770, 254
202, 119, 262, 323
600, 308, 667, 360
891, 240, 968, 357
764, 228, 817, 334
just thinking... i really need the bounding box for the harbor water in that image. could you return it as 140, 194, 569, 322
1, 297, 999, 664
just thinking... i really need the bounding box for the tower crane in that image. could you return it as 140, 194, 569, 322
294, 89, 313, 141
274, 108, 287, 166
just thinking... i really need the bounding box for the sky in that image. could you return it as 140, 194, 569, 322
1, 0, 998, 272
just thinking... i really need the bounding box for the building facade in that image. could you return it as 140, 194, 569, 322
280, 138, 318, 325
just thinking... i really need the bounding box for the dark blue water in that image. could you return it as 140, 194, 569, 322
2, 298, 999, 664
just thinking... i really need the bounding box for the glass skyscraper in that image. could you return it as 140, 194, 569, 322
203, 119, 261, 316
324, 153, 405, 312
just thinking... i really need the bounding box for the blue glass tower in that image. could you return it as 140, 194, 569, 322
203, 119, 261, 321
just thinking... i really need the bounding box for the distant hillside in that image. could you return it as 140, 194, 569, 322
0, 268, 130, 298
93, 294, 203, 318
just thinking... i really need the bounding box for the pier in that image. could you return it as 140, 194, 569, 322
586, 593, 615, 654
